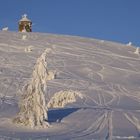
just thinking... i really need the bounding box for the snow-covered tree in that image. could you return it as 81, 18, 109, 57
47, 90, 83, 108
24, 45, 34, 52
22, 35, 27, 40
134, 47, 140, 55
126, 42, 132, 46
13, 48, 55, 128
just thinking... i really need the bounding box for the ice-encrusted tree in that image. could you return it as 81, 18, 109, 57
47, 90, 83, 108
13, 48, 55, 128
134, 47, 140, 55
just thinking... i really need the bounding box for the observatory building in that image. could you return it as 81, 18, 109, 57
18, 14, 32, 32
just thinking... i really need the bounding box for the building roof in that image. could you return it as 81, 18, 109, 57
19, 14, 31, 22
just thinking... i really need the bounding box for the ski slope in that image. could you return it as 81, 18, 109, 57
0, 31, 140, 140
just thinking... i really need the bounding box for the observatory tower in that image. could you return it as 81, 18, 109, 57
18, 14, 32, 32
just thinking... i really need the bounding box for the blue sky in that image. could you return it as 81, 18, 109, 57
0, 0, 140, 46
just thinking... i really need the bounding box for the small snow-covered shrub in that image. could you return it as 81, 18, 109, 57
24, 45, 34, 52
126, 42, 132, 46
22, 35, 27, 40
2, 27, 8, 31
134, 47, 139, 55
47, 90, 83, 108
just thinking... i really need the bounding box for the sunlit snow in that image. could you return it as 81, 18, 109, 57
0, 31, 140, 140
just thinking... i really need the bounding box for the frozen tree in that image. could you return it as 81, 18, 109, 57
134, 47, 140, 55
47, 90, 83, 108
126, 42, 132, 46
22, 35, 27, 40
24, 45, 34, 52
13, 48, 55, 128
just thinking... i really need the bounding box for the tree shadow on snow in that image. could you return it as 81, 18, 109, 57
48, 108, 80, 123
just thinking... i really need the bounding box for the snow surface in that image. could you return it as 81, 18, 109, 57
0, 31, 140, 140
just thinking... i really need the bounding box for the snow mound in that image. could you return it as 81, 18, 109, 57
47, 90, 83, 108
22, 35, 27, 40
24, 45, 34, 52
2, 27, 8, 31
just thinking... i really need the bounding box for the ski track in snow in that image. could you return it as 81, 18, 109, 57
0, 31, 140, 139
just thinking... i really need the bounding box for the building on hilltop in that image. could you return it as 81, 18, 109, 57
18, 14, 32, 32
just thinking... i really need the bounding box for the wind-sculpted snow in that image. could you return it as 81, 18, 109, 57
0, 31, 140, 139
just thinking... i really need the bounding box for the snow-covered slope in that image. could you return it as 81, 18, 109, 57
0, 31, 140, 140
